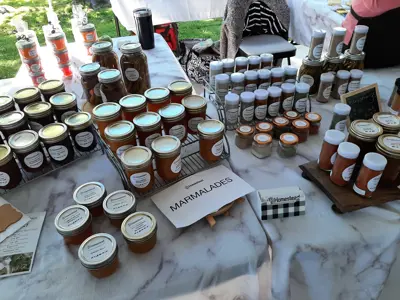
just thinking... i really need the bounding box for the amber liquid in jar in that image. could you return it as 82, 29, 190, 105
198, 120, 225, 163
152, 136, 182, 181
119, 94, 147, 122
0, 145, 22, 189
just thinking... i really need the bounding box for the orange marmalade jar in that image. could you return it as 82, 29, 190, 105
168, 80, 193, 104
92, 102, 122, 139
152, 135, 182, 181
145, 87, 171, 112
158, 103, 187, 142
181, 95, 207, 134
198, 119, 225, 162
73, 182, 107, 217
104, 121, 137, 158
119, 94, 147, 121
133, 112, 162, 148
103, 190, 137, 227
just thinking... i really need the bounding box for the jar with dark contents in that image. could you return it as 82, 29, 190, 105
159, 103, 187, 142
349, 25, 369, 55
284, 66, 298, 84
38, 80, 65, 102
98, 69, 128, 103
298, 57, 322, 95
327, 27, 346, 57
293, 83, 310, 115
305, 112, 322, 135
260, 53, 273, 69
145, 88, 171, 113
280, 83, 295, 113
181, 95, 207, 134
120, 42, 151, 94
0, 144, 22, 189
119, 94, 147, 121
79, 62, 102, 106
331, 70, 350, 100
0, 111, 29, 140
322, 56, 343, 77
168, 81, 193, 104
49, 92, 78, 122
8, 130, 47, 172
23, 102, 54, 132
308, 29, 326, 60
92, 102, 122, 139
13, 87, 42, 110
0, 96, 15, 115
244, 70, 258, 92
254, 89, 268, 121
342, 50, 365, 71
92, 41, 119, 69
375, 134, 400, 185
38, 123, 75, 165
104, 121, 137, 158
316, 72, 335, 103
271, 68, 284, 87
248, 56, 261, 70
133, 112, 162, 148
266, 86, 281, 118
73, 182, 107, 217
65, 112, 97, 152
258, 69, 271, 90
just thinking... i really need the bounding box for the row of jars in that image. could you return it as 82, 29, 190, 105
44, 30, 73, 78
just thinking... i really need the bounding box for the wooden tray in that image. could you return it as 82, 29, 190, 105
300, 161, 400, 213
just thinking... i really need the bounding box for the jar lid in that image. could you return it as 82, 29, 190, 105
336, 70, 351, 80
119, 94, 146, 112
295, 82, 310, 94
158, 103, 185, 121
79, 23, 95, 32
302, 57, 323, 66
79, 62, 101, 76
283, 111, 300, 120
362, 152, 387, 172
16, 39, 35, 49
281, 83, 295, 93
267, 86, 282, 98
168, 80, 192, 95
305, 112, 321, 123
8, 130, 40, 154
240, 91, 255, 103
324, 129, 346, 145
98, 69, 121, 84
121, 212, 157, 242
280, 133, 299, 145
260, 53, 273, 62
47, 31, 65, 41
222, 58, 235, 67
376, 134, 400, 159
181, 95, 207, 112
349, 120, 383, 141
354, 25, 369, 34
93, 103, 121, 121
333, 27, 346, 36
236, 125, 254, 136
256, 122, 273, 133
254, 133, 272, 145
92, 41, 113, 54
0, 96, 14, 110
120, 146, 152, 170
284, 66, 298, 76
49, 92, 77, 109
38, 80, 64, 94
372, 112, 400, 130
333, 103, 351, 116
78, 233, 118, 269
320, 72, 335, 82
103, 190, 136, 219
210, 61, 224, 70
258, 69, 271, 79
248, 56, 261, 64
271, 67, 284, 77
54, 205, 91, 236
244, 70, 258, 80
24, 102, 52, 118
133, 7, 152, 17
230, 73, 245, 83
225, 92, 239, 105
73, 182, 107, 208
144, 87, 170, 103
350, 69, 363, 79
0, 111, 26, 130
64, 112, 92, 131
38, 123, 68, 144
13, 87, 40, 103
338, 142, 360, 159
273, 117, 289, 127
133, 112, 161, 130
105, 120, 135, 141
120, 42, 142, 54
312, 29, 326, 38
198, 119, 225, 138
215, 73, 230, 83
343, 49, 365, 60
254, 89, 268, 100
151, 135, 181, 157
235, 57, 248, 64
0, 144, 13, 166
292, 119, 310, 129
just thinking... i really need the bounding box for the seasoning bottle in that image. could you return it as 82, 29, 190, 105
258, 69, 271, 90
222, 58, 235, 75
278, 133, 299, 158
198, 119, 225, 162
372, 112, 400, 134
375, 134, 400, 185
254, 89, 269, 121
65, 112, 97, 152
92, 41, 119, 69
145, 87, 171, 113
284, 66, 298, 84
329, 103, 351, 131
181, 95, 207, 134
248, 56, 261, 70
347, 69, 363, 92
49, 92, 78, 122
293, 83, 310, 115
0, 111, 29, 140
330, 142, 360, 186
79, 63, 102, 106
231, 73, 245, 95
327, 27, 346, 57
0, 144, 22, 189
105, 121, 137, 158
133, 112, 162, 148
215, 74, 230, 103
308, 29, 326, 60
158, 103, 187, 142
388, 79, 400, 115
316, 72, 335, 103
280, 83, 295, 113
152, 135, 182, 180
353, 152, 387, 198
225, 92, 239, 129
349, 25, 369, 55
273, 117, 290, 138
73, 182, 107, 217
209, 61, 223, 89
0, 96, 15, 115
120, 42, 151, 94
168, 80, 193, 104
235, 57, 248, 73
342, 50, 365, 71
235, 125, 255, 149
23, 102, 54, 132
92, 102, 122, 139
298, 58, 322, 95
120, 146, 154, 193
98, 69, 128, 103
260, 53, 274, 69
305, 112, 322, 135
119, 94, 147, 121
256, 122, 273, 135
103, 190, 137, 227
38, 80, 65, 102
13, 87, 42, 110
291, 119, 310, 143
318, 129, 346, 171
252, 133, 272, 159
284, 111, 300, 122
240, 91, 255, 124
244, 70, 258, 92
271, 68, 284, 87
266, 86, 282, 118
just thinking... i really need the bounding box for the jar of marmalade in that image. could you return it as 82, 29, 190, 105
0, 96, 15, 115
158, 103, 187, 142
103, 190, 137, 227
23, 102, 54, 132
181, 95, 207, 134
0, 111, 29, 140
152, 135, 182, 181
0, 144, 22, 189
92, 102, 122, 139
49, 92, 78, 122
79, 63, 102, 106
133, 112, 162, 148
105, 121, 137, 158
375, 134, 400, 185
168, 81, 193, 104
13, 87, 42, 110
198, 119, 225, 162
98, 69, 128, 103
64, 112, 97, 152
92, 41, 119, 69
119, 94, 147, 121
145, 87, 171, 113
73, 181, 107, 217
38, 80, 65, 102
372, 112, 400, 134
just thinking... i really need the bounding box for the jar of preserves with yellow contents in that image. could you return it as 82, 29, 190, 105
152, 135, 182, 181
145, 87, 171, 113
158, 103, 187, 142
198, 119, 225, 162
105, 121, 137, 158
119, 94, 147, 121
92, 102, 122, 139
133, 112, 162, 148
168, 80, 193, 104
181, 95, 207, 134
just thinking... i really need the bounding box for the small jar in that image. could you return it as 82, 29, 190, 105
372, 112, 400, 134
348, 69, 363, 92
222, 58, 235, 75
121, 212, 157, 253
152, 135, 182, 181
322, 56, 344, 77
293, 83, 310, 115
235, 57, 248, 73
244, 70, 258, 92
38, 79, 65, 102
330, 142, 360, 186
54, 205, 93, 245
375, 134, 400, 185
8, 130, 47, 172
105, 120, 137, 158
38, 123, 75, 165
252, 133, 272, 159
240, 91, 255, 124
198, 119, 225, 162
331, 70, 350, 100
215, 74, 230, 103
225, 92, 240, 129
267, 86, 282, 118
258, 69, 271, 90
256, 122, 273, 135
0, 144, 22, 189
54, 49, 69, 65
92, 41, 119, 69
271, 67, 284, 87
209, 61, 223, 88
103, 190, 137, 227
254, 89, 269, 121
342, 50, 365, 71
73, 181, 107, 217
0, 111, 29, 140
92, 102, 122, 139
235, 125, 255, 149
283, 111, 300, 122
181, 95, 207, 134
248, 56, 261, 70
145, 87, 171, 113
65, 112, 97, 152
121, 146, 154, 193
316, 73, 335, 103
353, 152, 387, 198
168, 80, 193, 104
284, 66, 298, 84
298, 57, 322, 95
49, 92, 78, 122
291, 119, 310, 143
78, 233, 119, 278
280, 83, 295, 113
23, 102, 54, 132
305, 112, 322, 135
278, 133, 299, 158
98, 69, 128, 103
329, 103, 351, 131
46, 32, 67, 51
158, 103, 187, 142
119, 94, 147, 121
133, 112, 162, 148
260, 53, 274, 69
308, 29, 326, 60
318, 129, 346, 171
79, 23, 98, 43
0, 96, 15, 115
13, 87, 41, 110
272, 117, 290, 139
327, 27, 346, 57
16, 39, 37, 60
79, 62, 102, 106
231, 73, 245, 95
349, 25, 369, 55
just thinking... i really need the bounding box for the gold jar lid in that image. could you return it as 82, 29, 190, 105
273, 117, 289, 128
0, 96, 14, 111
372, 112, 400, 132
24, 102, 52, 119
64, 112, 93, 131
283, 111, 300, 121
376, 134, 400, 159
92, 102, 121, 122
49, 92, 77, 110
105, 120, 135, 141
0, 111, 26, 130
198, 119, 225, 139
151, 135, 181, 158
302, 57, 323, 66
158, 103, 185, 122
8, 130, 40, 154
103, 190, 136, 219
181, 95, 207, 113
343, 49, 365, 61
349, 120, 383, 142
120, 146, 152, 170
13, 87, 40, 104
254, 133, 272, 145
0, 144, 13, 166
54, 205, 91, 236
168, 80, 193, 95
133, 112, 161, 132
121, 212, 157, 243
38, 123, 68, 144
256, 122, 273, 133
292, 119, 310, 130
38, 79, 64, 94
119, 94, 146, 112
305, 112, 322, 123
280, 133, 299, 146
73, 181, 107, 208
144, 87, 170, 104
236, 125, 255, 137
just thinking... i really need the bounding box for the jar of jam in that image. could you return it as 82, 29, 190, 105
38, 79, 65, 102
322, 56, 343, 77
280, 83, 295, 113
79, 23, 98, 43
278, 133, 299, 158
168, 81, 193, 104
92, 102, 122, 139
145, 87, 171, 113
342, 50, 365, 71
198, 119, 225, 162
119, 94, 147, 121
79, 62, 102, 106
271, 67, 284, 87
64, 112, 97, 152
273, 117, 290, 139
291, 119, 310, 143
46, 32, 67, 51
13, 87, 41, 110
92, 41, 119, 69
260, 53, 273, 69
235, 125, 255, 149
73, 182, 107, 217
38, 123, 75, 165
24, 102, 54, 132
159, 103, 187, 142
330, 142, 360, 186
0, 96, 15, 115
103, 190, 137, 227
375, 134, 400, 185
283, 111, 300, 122
0, 111, 29, 140
98, 69, 128, 103
318, 129, 346, 171
252, 133, 272, 159
105, 120, 137, 158
120, 146, 154, 193
181, 95, 207, 134
0, 144, 22, 189
372, 112, 400, 134
49, 92, 78, 122
266, 86, 282, 118
248, 56, 261, 70
16, 39, 37, 60
305, 112, 322, 135
152, 135, 182, 181
256, 122, 273, 135
298, 57, 322, 95
254, 89, 268, 121
133, 112, 162, 148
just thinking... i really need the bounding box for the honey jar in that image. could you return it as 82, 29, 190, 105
104, 120, 137, 158
181, 95, 207, 134
103, 190, 137, 227
0, 144, 22, 189
291, 119, 310, 143
0, 111, 29, 140
144, 87, 171, 112
152, 135, 182, 181
119, 94, 147, 121
24, 102, 54, 132
92, 102, 122, 139
38, 79, 65, 102
13, 87, 42, 110
375, 134, 400, 185
305, 112, 322, 135
64, 112, 97, 152
198, 119, 225, 162
168, 81, 193, 104
73, 182, 107, 217
49, 92, 78, 122
158, 103, 187, 142
133, 112, 162, 148
0, 96, 15, 115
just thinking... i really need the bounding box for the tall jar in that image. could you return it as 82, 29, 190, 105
13, 87, 42, 110
248, 56, 261, 70
152, 135, 182, 181
293, 83, 310, 115
0, 111, 29, 140
168, 81, 193, 104
181, 95, 207, 134
348, 69, 363, 92
24, 102, 54, 132
349, 25, 369, 55
298, 57, 322, 95
92, 102, 122, 139
120, 42, 151, 94
38, 80, 65, 102
0, 144, 22, 189
119, 94, 147, 121
235, 57, 248, 73
307, 29, 326, 60
375, 134, 400, 185
49, 92, 78, 122
254, 89, 268, 121
318, 129, 346, 171
65, 112, 97, 152
271, 67, 284, 87
145, 87, 171, 113
158, 103, 187, 142
342, 50, 365, 71
209, 61, 223, 89
260, 53, 273, 69
222, 58, 235, 75
198, 119, 225, 162
284, 66, 298, 84
231, 73, 245, 95
98, 69, 128, 103
92, 41, 119, 69
105, 120, 137, 158
280, 83, 295, 113
225, 92, 240, 130
258, 69, 271, 90
0, 96, 15, 115
372, 112, 400, 134
79, 62, 102, 106
215, 74, 230, 103
244, 70, 258, 92
331, 70, 350, 100
240, 91, 255, 124
133, 112, 162, 148
316, 72, 335, 103
267, 86, 282, 118
330, 142, 360, 186
329, 103, 351, 131
327, 27, 346, 57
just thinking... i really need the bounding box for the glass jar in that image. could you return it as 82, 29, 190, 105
79, 23, 98, 43
235, 125, 255, 149
375, 134, 400, 185
119, 94, 147, 121
372, 112, 400, 134
280, 83, 295, 113
231, 73, 245, 95
121, 212, 157, 253
342, 50, 365, 71
103, 190, 137, 227
254, 89, 268, 121
54, 205, 93, 245
0, 144, 22, 189
222, 58, 235, 75
49, 92, 78, 122
62, 63, 74, 78
322, 56, 343, 77
121, 146, 154, 193
79, 62, 102, 106
78, 233, 119, 278
46, 32, 67, 51
258, 69, 271, 90
293, 83, 310, 115
348, 69, 363, 92
38, 80, 65, 102
104, 120, 137, 158
298, 57, 322, 95
225, 92, 240, 130
38, 123, 75, 165
272, 117, 290, 138
284, 66, 298, 84
318, 129, 346, 171
65, 112, 97, 152
23, 102, 54, 132
271, 67, 284, 87
327, 27, 346, 57
283, 111, 300, 122
16, 39, 37, 60
329, 103, 351, 131
316, 72, 335, 103
13, 87, 41, 110
388, 79, 400, 115
0, 96, 15, 115
168, 81, 193, 104
240, 91, 255, 124
54, 49, 69, 65
349, 25, 369, 55
278, 133, 299, 158
308, 29, 326, 60
181, 95, 207, 134
248, 56, 261, 70
267, 86, 281, 118
260, 53, 273, 69
92, 41, 119, 69
198, 119, 225, 162
145, 87, 171, 113
98, 69, 128, 103
152, 135, 182, 181
252, 133, 272, 158
235, 57, 248, 73
215, 74, 230, 104
256, 122, 273, 135
120, 42, 151, 94
133, 112, 162, 148
0, 111, 29, 140
291, 119, 310, 143
159, 103, 187, 142
8, 130, 47, 172
305, 112, 322, 135
331, 70, 350, 100
209, 61, 223, 88
29, 71, 46, 87
92, 102, 122, 139
73, 181, 107, 217
330, 142, 360, 186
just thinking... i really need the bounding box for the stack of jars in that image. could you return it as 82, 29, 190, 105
45, 30, 72, 78
78, 23, 98, 56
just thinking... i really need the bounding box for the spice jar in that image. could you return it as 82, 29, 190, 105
330, 142, 360, 186
121, 146, 154, 193
92, 41, 119, 69
271, 67, 284, 87
168, 80, 193, 104
0, 144, 22, 189
13, 87, 41, 110
49, 92, 78, 122
98, 69, 128, 103
79, 23, 98, 43
209, 61, 223, 89
347, 69, 363, 93
254, 89, 269, 121
256, 122, 273, 135
198, 119, 225, 162
54, 205, 93, 245
267, 86, 281, 118
119, 94, 147, 121
258, 69, 271, 90
284, 111, 300, 121
372, 112, 400, 134
121, 212, 157, 253
298, 57, 322, 95
284, 66, 298, 84
145, 87, 171, 113
260, 53, 274, 69
244, 70, 258, 92
293, 82, 310, 115
278, 133, 299, 158
291, 119, 310, 143
79, 62, 102, 106
329, 103, 351, 131
105, 121, 137, 158
65, 112, 97, 152
252, 133, 272, 159
78, 233, 119, 278
322, 56, 343, 77
235, 125, 254, 149
248, 56, 261, 70
158, 103, 187, 142
240, 91, 255, 124
181, 95, 207, 134
92, 102, 122, 139
327, 27, 346, 57
222, 58, 235, 75
273, 117, 290, 138
133, 112, 162, 148
308, 29, 326, 60
152, 135, 182, 180
316, 73, 334, 103
38, 79, 65, 102
280, 83, 295, 113
225, 92, 239, 130
231, 73, 245, 95
103, 190, 137, 227
38, 123, 75, 165
16, 39, 37, 60
215, 74, 230, 103
235, 57, 248, 73
375, 134, 400, 185
331, 70, 350, 100
342, 50, 365, 71
305, 112, 322, 135
318, 129, 346, 171
0, 96, 15, 115
349, 25, 369, 55
353, 152, 387, 198
0, 111, 29, 140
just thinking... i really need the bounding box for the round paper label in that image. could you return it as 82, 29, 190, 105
58, 207, 86, 229
125, 215, 153, 237
81, 236, 113, 262
382, 136, 400, 151
188, 117, 204, 132
48, 145, 68, 161
274, 117, 287, 124
255, 105, 267, 120
212, 139, 224, 157
355, 122, 380, 134
356, 37, 366, 51
295, 98, 307, 113
75, 132, 94, 148
258, 123, 271, 130
94, 83, 101, 97
76, 184, 103, 204
29, 49, 37, 57
226, 108, 239, 124
295, 120, 307, 127
130, 172, 151, 189
336, 42, 344, 55
24, 151, 44, 169
312, 44, 323, 59
171, 155, 182, 173
307, 113, 319, 121
282, 96, 294, 111
330, 152, 337, 165
169, 125, 186, 141
283, 135, 295, 142
257, 135, 270, 142
342, 164, 355, 181
242, 106, 255, 121
0, 172, 10, 187
335, 120, 346, 131
338, 83, 348, 96
86, 33, 95, 41
300, 74, 314, 87
323, 86, 332, 99
268, 102, 279, 117
125, 68, 140, 81
145, 133, 161, 149
348, 80, 360, 92
367, 174, 382, 192
377, 115, 400, 126
106, 192, 134, 212
240, 126, 252, 133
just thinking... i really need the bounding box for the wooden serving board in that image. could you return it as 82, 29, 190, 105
300, 161, 400, 213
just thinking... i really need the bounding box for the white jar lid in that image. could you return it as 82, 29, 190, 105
363, 152, 387, 172
222, 58, 235, 68
284, 66, 298, 76
210, 61, 223, 70
240, 91, 255, 103
334, 103, 351, 116
215, 73, 230, 83
320, 72, 335, 82
260, 53, 273, 62
254, 89, 269, 100
244, 70, 258, 80
338, 142, 360, 159
225, 92, 240, 105
230, 72, 245, 83
235, 56, 248, 65
333, 27, 346, 36
267, 86, 282, 97
312, 29, 326, 38
295, 82, 310, 94
258, 69, 271, 79
350, 69, 363, 79
248, 56, 261, 64
336, 70, 351, 80
271, 67, 284, 77
354, 25, 369, 34
281, 83, 295, 93
324, 129, 345, 145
